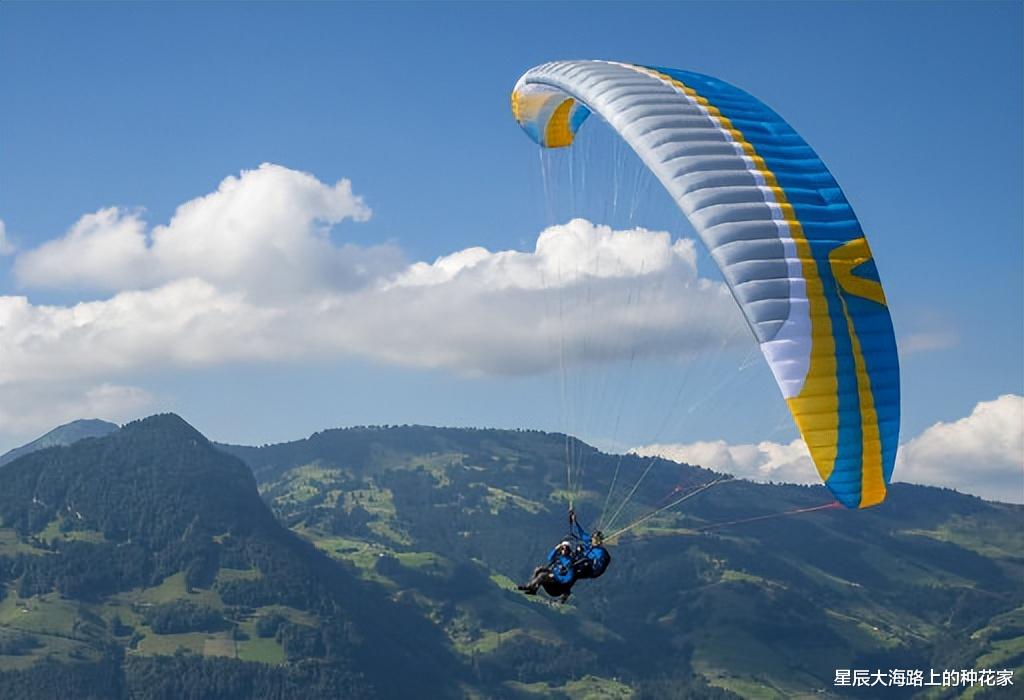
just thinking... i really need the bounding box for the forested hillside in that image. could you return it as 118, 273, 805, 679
0, 416, 457, 699
0, 416, 1020, 699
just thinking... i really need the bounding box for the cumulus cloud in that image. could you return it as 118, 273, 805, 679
14, 163, 387, 297
13, 208, 150, 289
0, 219, 14, 255
0, 279, 280, 385
897, 395, 1023, 503
632, 439, 819, 485
0, 164, 746, 430
634, 395, 1024, 503
1, 221, 740, 382
369, 219, 736, 374
395, 221, 697, 290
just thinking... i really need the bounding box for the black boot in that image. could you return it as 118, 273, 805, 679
518, 567, 548, 595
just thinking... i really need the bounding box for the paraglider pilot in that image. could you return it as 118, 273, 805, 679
518, 509, 611, 602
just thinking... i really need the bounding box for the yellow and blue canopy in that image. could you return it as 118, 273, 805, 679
512, 61, 900, 509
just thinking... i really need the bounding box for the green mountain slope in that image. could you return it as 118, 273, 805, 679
0, 416, 460, 699
224, 425, 1024, 699
0, 419, 119, 467
1, 417, 1020, 699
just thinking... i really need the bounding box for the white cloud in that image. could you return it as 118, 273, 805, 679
369, 219, 732, 374
14, 163, 385, 297
13, 208, 150, 290
634, 395, 1024, 504
0, 279, 278, 385
897, 395, 1023, 503
395, 220, 698, 290
0, 221, 741, 382
0, 165, 746, 428
632, 439, 819, 485
0, 219, 14, 255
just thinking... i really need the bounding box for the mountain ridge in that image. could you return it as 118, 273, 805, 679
0, 419, 119, 467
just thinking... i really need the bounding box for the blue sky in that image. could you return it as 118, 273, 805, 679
1, 2, 1021, 500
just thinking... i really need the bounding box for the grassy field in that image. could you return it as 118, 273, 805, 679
135, 631, 212, 656
721, 569, 775, 586
0, 528, 49, 557
507, 675, 634, 699
374, 449, 463, 486
448, 624, 561, 657
394, 550, 453, 576
127, 604, 295, 664
130, 572, 225, 608
266, 465, 414, 546
903, 512, 1024, 560
974, 634, 1024, 668
264, 464, 347, 508
37, 517, 107, 547
296, 528, 457, 585
202, 636, 237, 658
704, 674, 790, 700
236, 635, 286, 664
296, 528, 397, 587
214, 567, 262, 584
0, 587, 108, 672
0, 589, 78, 637
488, 571, 518, 591
0, 629, 95, 672
484, 486, 545, 515
343, 482, 410, 545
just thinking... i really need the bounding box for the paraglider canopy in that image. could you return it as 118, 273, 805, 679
512, 61, 900, 509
